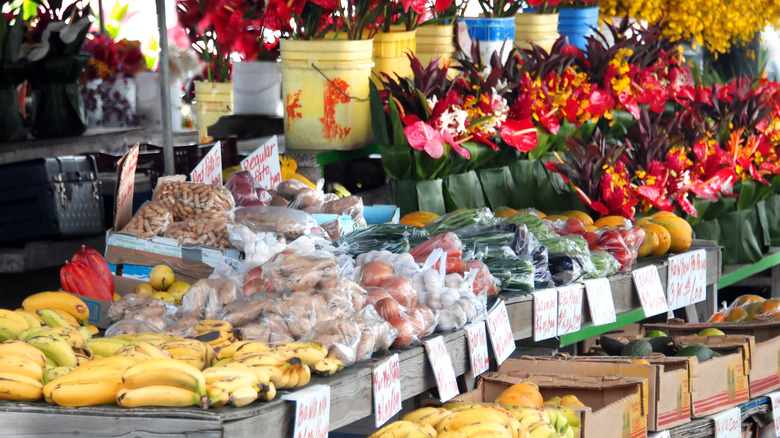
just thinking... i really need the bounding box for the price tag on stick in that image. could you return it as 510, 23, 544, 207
465, 321, 489, 376
282, 385, 330, 438
666, 249, 707, 310
372, 354, 401, 428
190, 141, 223, 186
557, 284, 583, 335
113, 144, 139, 231
486, 300, 515, 365
241, 135, 282, 189
712, 407, 741, 438
584, 278, 616, 326
532, 289, 557, 341
632, 265, 669, 317
424, 336, 459, 402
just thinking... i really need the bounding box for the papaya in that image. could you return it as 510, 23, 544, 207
561, 210, 594, 226
637, 229, 660, 258
593, 215, 630, 228
642, 223, 671, 256
651, 211, 680, 220
651, 216, 692, 253
400, 211, 439, 226
544, 214, 569, 222
494, 206, 518, 218
634, 216, 653, 227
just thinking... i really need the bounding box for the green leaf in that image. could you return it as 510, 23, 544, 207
416, 179, 446, 215
415, 89, 430, 119
415, 148, 449, 180
444, 171, 486, 211
369, 81, 390, 146
6, 15, 24, 63
687, 198, 710, 226
736, 180, 760, 211
22, 0, 40, 20
702, 197, 737, 221
388, 97, 406, 149
0, 17, 7, 62
461, 142, 499, 172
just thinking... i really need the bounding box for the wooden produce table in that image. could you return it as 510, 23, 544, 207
0, 243, 722, 437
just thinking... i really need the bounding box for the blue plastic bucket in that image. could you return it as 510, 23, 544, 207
558, 7, 599, 50
459, 17, 515, 63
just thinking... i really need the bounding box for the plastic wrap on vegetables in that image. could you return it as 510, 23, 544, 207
548, 253, 589, 286
263, 295, 331, 338
586, 250, 621, 279
299, 319, 362, 366
502, 213, 559, 240
354, 250, 419, 279
226, 170, 273, 207
351, 305, 399, 361
483, 256, 536, 292
423, 208, 495, 235
335, 224, 430, 256
235, 205, 321, 242
409, 232, 464, 263
242, 251, 339, 297
582, 227, 644, 272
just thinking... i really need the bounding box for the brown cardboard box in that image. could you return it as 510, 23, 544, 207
502, 355, 691, 431
644, 319, 780, 343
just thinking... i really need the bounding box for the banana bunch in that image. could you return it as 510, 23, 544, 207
117, 358, 208, 408
368, 420, 438, 438
203, 364, 269, 407
270, 341, 343, 377
43, 356, 138, 406
222, 349, 309, 392
112, 332, 176, 347
0, 340, 47, 402
22, 292, 90, 326
192, 320, 238, 351
20, 327, 80, 370
115, 341, 174, 361
216, 339, 270, 361
544, 408, 579, 438
86, 337, 136, 357
160, 337, 216, 370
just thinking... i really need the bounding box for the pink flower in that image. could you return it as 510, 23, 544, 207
404, 120, 445, 159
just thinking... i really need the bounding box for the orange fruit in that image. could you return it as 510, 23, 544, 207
593, 215, 630, 229
637, 229, 660, 258
726, 307, 748, 322
561, 210, 594, 226
544, 214, 569, 222
743, 301, 764, 316
732, 294, 765, 308
642, 223, 671, 256
651, 216, 693, 253
494, 206, 518, 218
517, 208, 542, 218
651, 211, 679, 220
495, 393, 537, 407
634, 216, 653, 227
631, 359, 651, 365
708, 312, 727, 323
760, 298, 780, 315
399, 211, 439, 226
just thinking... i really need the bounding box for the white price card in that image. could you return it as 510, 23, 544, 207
190, 141, 223, 186
584, 278, 616, 326
372, 354, 401, 428
424, 336, 460, 402
632, 265, 669, 317
465, 321, 489, 376
240, 135, 282, 189
113, 144, 139, 231
557, 284, 584, 335
282, 385, 330, 438
648, 431, 671, 438
486, 300, 516, 366
712, 407, 741, 438
666, 249, 707, 310
769, 391, 780, 437
533, 289, 558, 341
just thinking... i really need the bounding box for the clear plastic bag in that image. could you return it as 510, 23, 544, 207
177, 279, 225, 320
120, 201, 173, 239
583, 227, 644, 273
107, 293, 168, 324
410, 232, 464, 263
249, 250, 340, 295
586, 250, 621, 279
241, 318, 295, 345
275, 179, 313, 200
262, 295, 329, 338
226, 170, 273, 207
353, 305, 398, 361
152, 180, 235, 221
235, 205, 320, 242
299, 319, 362, 366
320, 196, 367, 228
105, 319, 163, 337
220, 295, 269, 327
164, 218, 232, 249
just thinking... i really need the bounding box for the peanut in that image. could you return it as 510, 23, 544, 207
121, 202, 173, 239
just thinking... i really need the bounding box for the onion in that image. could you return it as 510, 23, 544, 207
389, 317, 416, 347
381, 276, 417, 308
366, 287, 392, 306
375, 298, 402, 321
357, 261, 395, 288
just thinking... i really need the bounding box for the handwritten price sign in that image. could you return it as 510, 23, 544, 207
632, 265, 669, 317
241, 135, 282, 189
712, 407, 741, 438
465, 321, 489, 376
486, 301, 515, 366
584, 278, 616, 326
557, 284, 583, 336
282, 385, 330, 438
666, 249, 707, 310
190, 142, 223, 186
372, 354, 401, 427
648, 431, 671, 438
533, 289, 558, 341
424, 336, 459, 402
113, 144, 139, 230
769, 391, 780, 437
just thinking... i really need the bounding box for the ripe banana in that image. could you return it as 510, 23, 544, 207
403, 407, 453, 428
203, 366, 260, 386
47, 379, 123, 406
161, 345, 204, 360
44, 366, 74, 382
36, 308, 74, 329
0, 325, 16, 342
22, 292, 90, 325
217, 340, 269, 360
209, 375, 260, 394
86, 338, 135, 357
228, 385, 258, 408
528, 421, 557, 438
113, 332, 174, 346
437, 431, 468, 438
0, 309, 32, 335
48, 326, 88, 350
311, 357, 344, 377
192, 330, 236, 349
225, 363, 276, 387
369, 420, 426, 438
176, 357, 208, 371
0, 372, 44, 401
206, 384, 229, 408
0, 355, 44, 382
0, 341, 46, 367
133, 342, 173, 360
122, 358, 207, 396
117, 385, 207, 408
14, 310, 42, 328
285, 346, 327, 367
232, 351, 294, 366
455, 422, 513, 438
25, 334, 78, 368
114, 345, 151, 362
259, 382, 276, 402
405, 422, 438, 438
194, 320, 233, 333
296, 364, 311, 387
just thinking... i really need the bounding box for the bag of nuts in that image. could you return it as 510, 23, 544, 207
120, 202, 173, 239
153, 179, 236, 221
164, 219, 232, 249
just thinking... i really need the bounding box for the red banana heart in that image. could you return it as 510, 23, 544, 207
71, 245, 114, 297
61, 260, 113, 301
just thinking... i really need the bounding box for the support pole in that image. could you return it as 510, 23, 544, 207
156, 0, 175, 175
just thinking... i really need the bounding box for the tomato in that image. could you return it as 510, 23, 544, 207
564, 218, 587, 235
584, 231, 601, 248
618, 228, 637, 251
598, 229, 625, 250
611, 247, 633, 266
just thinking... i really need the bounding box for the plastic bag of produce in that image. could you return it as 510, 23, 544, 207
242, 316, 295, 345
235, 205, 321, 242
244, 250, 340, 296
586, 250, 621, 279
226, 170, 273, 207
164, 218, 232, 249
503, 213, 559, 240
583, 227, 644, 272
423, 208, 495, 235
409, 232, 464, 263
319, 196, 367, 228
220, 294, 269, 328
355, 250, 419, 280
548, 253, 589, 285
177, 279, 223, 320
263, 294, 330, 338
288, 187, 327, 211
352, 305, 399, 361
300, 319, 363, 366
335, 224, 430, 255
120, 201, 173, 239
486, 256, 536, 292
152, 179, 235, 221
107, 293, 169, 325
435, 305, 468, 332
105, 318, 163, 337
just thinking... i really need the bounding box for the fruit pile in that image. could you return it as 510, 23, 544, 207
0, 292, 343, 409
598, 331, 723, 363
132, 264, 191, 304
60, 245, 115, 302
708, 294, 780, 322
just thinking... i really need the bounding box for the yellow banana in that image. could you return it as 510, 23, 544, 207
15, 310, 42, 327
162, 346, 204, 360
369, 420, 422, 438
117, 385, 206, 408
217, 340, 269, 360
312, 357, 344, 377
295, 364, 311, 387
403, 407, 451, 426
209, 375, 259, 393
0, 372, 44, 401
528, 422, 557, 438
437, 431, 468, 438
206, 384, 229, 408
25, 334, 77, 368
0, 309, 31, 334
259, 382, 276, 401
287, 346, 328, 367
36, 308, 73, 329
0, 355, 44, 382
48, 326, 88, 350
0, 341, 46, 367
114, 345, 151, 362
455, 422, 513, 437
113, 332, 174, 346
404, 422, 438, 438
203, 366, 260, 385
122, 358, 207, 396
176, 357, 207, 370
133, 342, 173, 360
192, 330, 235, 347
48, 379, 122, 406
0, 325, 16, 342
517, 413, 547, 431
86, 338, 135, 357
22, 292, 90, 325
44, 366, 74, 382
232, 351, 294, 366
228, 385, 258, 407
225, 363, 274, 387
194, 320, 233, 333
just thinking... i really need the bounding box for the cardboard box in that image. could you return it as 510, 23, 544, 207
455, 370, 646, 438
644, 319, 780, 343
503, 356, 691, 431
104, 230, 242, 280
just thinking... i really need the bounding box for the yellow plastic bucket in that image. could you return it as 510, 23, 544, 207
194, 81, 233, 141
372, 29, 416, 85
280, 39, 374, 151
415, 24, 456, 70
515, 12, 559, 53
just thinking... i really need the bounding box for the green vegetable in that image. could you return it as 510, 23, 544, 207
503, 214, 558, 240
676, 345, 719, 362
336, 224, 429, 256
621, 339, 653, 357
587, 250, 620, 278
424, 208, 494, 235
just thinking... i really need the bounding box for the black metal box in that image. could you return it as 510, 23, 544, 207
0, 156, 104, 244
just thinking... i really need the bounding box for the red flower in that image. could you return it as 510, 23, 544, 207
500, 118, 538, 152
403, 116, 445, 159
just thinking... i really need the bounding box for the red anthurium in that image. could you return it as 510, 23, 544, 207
690, 168, 738, 202
441, 130, 471, 159
500, 118, 538, 152
586, 89, 616, 120
435, 0, 453, 11
618, 89, 641, 120
404, 121, 445, 159
638, 184, 675, 212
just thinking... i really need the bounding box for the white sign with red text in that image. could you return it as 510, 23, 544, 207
712, 407, 741, 438
557, 284, 583, 336
768, 391, 780, 437
533, 289, 558, 341
282, 384, 330, 438
584, 278, 616, 326
190, 142, 223, 186
240, 135, 282, 189
465, 321, 489, 376
424, 336, 459, 402
113, 144, 139, 231
666, 249, 707, 310
632, 265, 669, 317
372, 354, 401, 428
648, 431, 671, 438
486, 300, 516, 365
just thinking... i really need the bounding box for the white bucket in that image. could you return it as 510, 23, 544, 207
232, 61, 283, 116
135, 71, 184, 131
